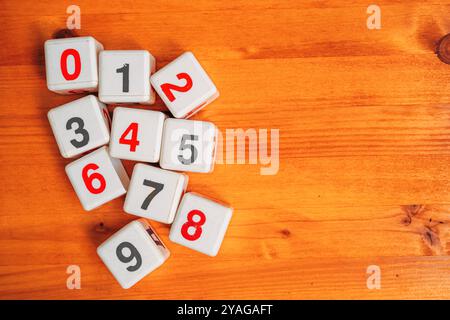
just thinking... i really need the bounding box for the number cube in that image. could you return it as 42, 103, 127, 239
44, 36, 103, 94
65, 146, 129, 211
109, 107, 166, 162
151, 52, 219, 118
169, 192, 233, 256
160, 118, 217, 173
99, 50, 156, 104
124, 164, 188, 224
97, 219, 170, 289
47, 95, 110, 158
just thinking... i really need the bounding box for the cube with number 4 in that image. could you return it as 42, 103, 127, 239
109, 107, 166, 162
48, 95, 110, 158
160, 118, 217, 173
124, 164, 188, 224
65, 146, 129, 211
99, 50, 156, 104
97, 219, 169, 289
169, 192, 233, 256
151, 52, 219, 118
45, 36, 103, 94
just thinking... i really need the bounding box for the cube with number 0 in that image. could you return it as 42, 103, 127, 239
109, 107, 166, 162
48, 95, 110, 158
97, 219, 170, 289
151, 52, 219, 118
65, 146, 129, 211
99, 50, 156, 104
169, 192, 233, 256
45, 36, 103, 94
124, 164, 188, 224
160, 118, 217, 173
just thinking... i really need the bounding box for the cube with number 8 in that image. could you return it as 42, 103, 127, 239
97, 219, 170, 289
124, 163, 188, 224
48, 95, 110, 158
169, 192, 233, 256
99, 50, 156, 104
160, 118, 217, 173
109, 107, 166, 162
65, 146, 129, 211
151, 52, 219, 118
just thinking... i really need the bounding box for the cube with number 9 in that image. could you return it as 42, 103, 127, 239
65, 146, 129, 211
97, 219, 170, 289
169, 192, 233, 256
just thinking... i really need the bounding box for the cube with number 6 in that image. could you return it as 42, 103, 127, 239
169, 192, 233, 256
124, 164, 188, 224
97, 219, 170, 289
65, 146, 129, 211
150, 52, 219, 118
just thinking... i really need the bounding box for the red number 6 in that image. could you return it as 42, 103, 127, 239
60, 48, 81, 81
160, 73, 193, 102
82, 163, 106, 194
181, 210, 206, 241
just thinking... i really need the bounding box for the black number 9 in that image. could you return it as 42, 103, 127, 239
66, 117, 89, 148
116, 241, 142, 272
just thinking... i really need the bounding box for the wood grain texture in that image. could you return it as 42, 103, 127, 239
1, 0, 450, 299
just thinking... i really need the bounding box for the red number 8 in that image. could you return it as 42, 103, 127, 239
181, 210, 206, 241
60, 48, 81, 81
82, 163, 106, 194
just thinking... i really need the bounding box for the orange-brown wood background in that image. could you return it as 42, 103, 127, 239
1, 0, 450, 299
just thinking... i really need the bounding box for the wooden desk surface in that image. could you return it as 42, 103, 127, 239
1, 0, 450, 299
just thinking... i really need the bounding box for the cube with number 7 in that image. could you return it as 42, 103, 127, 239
97, 219, 170, 289
169, 192, 233, 256
151, 52, 219, 118
65, 146, 129, 211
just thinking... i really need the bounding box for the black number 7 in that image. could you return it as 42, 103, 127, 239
141, 179, 164, 210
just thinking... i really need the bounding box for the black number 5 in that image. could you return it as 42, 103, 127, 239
116, 242, 142, 272
66, 117, 89, 148
178, 134, 198, 165
141, 179, 164, 210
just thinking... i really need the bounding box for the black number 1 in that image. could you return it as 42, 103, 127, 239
141, 179, 164, 210
116, 63, 129, 92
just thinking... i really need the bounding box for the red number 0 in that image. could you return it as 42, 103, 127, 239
180, 210, 206, 241
160, 73, 193, 102
119, 122, 140, 152
82, 163, 106, 194
60, 49, 81, 81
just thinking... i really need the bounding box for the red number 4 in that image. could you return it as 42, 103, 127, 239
181, 210, 206, 241
119, 122, 140, 152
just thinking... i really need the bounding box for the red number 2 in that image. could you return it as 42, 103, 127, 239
60, 49, 81, 81
181, 210, 206, 241
119, 122, 140, 152
160, 73, 193, 102
82, 163, 106, 194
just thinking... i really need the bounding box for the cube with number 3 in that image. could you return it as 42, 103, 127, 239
65, 146, 129, 211
160, 118, 217, 173
99, 50, 156, 104
169, 192, 233, 256
151, 52, 219, 118
48, 95, 110, 158
124, 164, 188, 224
97, 219, 170, 289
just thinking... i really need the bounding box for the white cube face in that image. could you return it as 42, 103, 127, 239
65, 146, 129, 211
109, 107, 166, 162
48, 95, 110, 158
97, 219, 170, 289
99, 50, 155, 104
169, 193, 232, 256
124, 164, 188, 224
160, 119, 217, 173
151, 52, 218, 118
45, 36, 103, 94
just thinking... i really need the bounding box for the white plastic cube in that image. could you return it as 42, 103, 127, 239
151, 52, 218, 118
160, 118, 217, 173
44, 36, 103, 94
124, 164, 188, 224
97, 219, 169, 289
109, 107, 166, 162
65, 146, 129, 211
169, 192, 232, 256
99, 50, 155, 104
48, 95, 110, 158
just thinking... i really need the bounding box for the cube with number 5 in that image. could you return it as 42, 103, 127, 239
169, 192, 233, 256
65, 146, 129, 211
97, 219, 170, 289
151, 52, 219, 118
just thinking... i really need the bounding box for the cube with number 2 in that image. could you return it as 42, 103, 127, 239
97, 219, 170, 289
169, 192, 233, 256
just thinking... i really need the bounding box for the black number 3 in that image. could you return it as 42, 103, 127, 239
66, 117, 89, 148
116, 242, 142, 272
